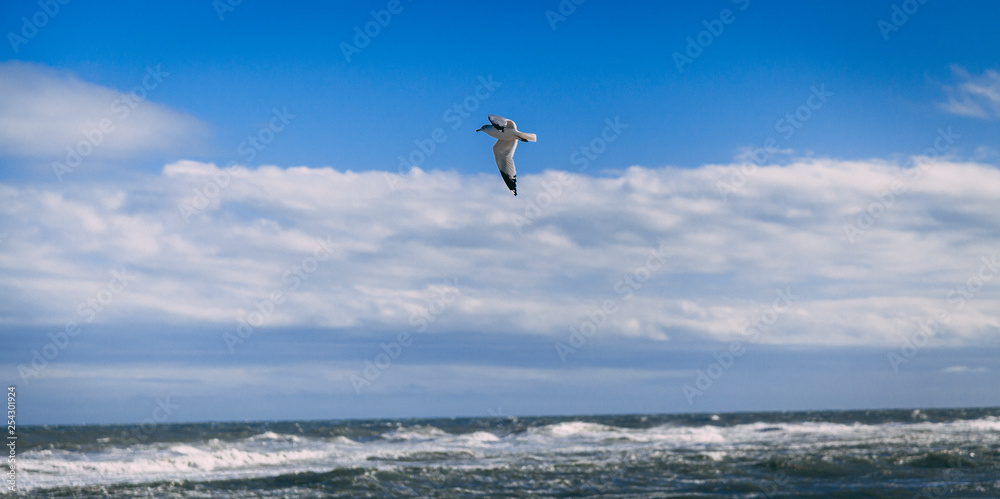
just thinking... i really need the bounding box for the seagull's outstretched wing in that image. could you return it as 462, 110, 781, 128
488, 114, 511, 131
492, 139, 518, 195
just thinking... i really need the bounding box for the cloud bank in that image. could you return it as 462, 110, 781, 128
0, 62, 207, 162
0, 158, 998, 348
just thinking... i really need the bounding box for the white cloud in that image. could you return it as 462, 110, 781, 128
0, 61, 208, 160
1, 158, 999, 348
939, 65, 1000, 119
941, 365, 989, 374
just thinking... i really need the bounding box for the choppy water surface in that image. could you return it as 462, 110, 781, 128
8, 408, 1000, 497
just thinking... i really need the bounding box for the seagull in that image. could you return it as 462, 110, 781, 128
476, 114, 536, 196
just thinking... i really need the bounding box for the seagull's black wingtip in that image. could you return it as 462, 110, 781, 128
500, 171, 517, 195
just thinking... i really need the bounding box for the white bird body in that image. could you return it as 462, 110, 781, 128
478, 121, 536, 143
476, 114, 536, 196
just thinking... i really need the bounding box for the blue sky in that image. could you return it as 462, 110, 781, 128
1, 1, 999, 425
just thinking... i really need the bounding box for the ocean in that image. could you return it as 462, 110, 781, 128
6, 408, 999, 497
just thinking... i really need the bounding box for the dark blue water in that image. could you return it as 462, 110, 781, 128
7, 407, 1000, 497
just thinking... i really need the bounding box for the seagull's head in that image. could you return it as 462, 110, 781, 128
475, 124, 489, 133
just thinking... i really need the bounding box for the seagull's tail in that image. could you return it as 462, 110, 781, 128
518, 132, 537, 142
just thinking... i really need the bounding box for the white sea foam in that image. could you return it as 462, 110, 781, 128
16, 416, 1000, 491
18, 435, 349, 490
22, 444, 331, 479
381, 425, 450, 442
538, 421, 614, 438
453, 430, 501, 445
246, 431, 304, 443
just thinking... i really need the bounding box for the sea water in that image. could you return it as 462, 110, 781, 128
7, 408, 1000, 497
